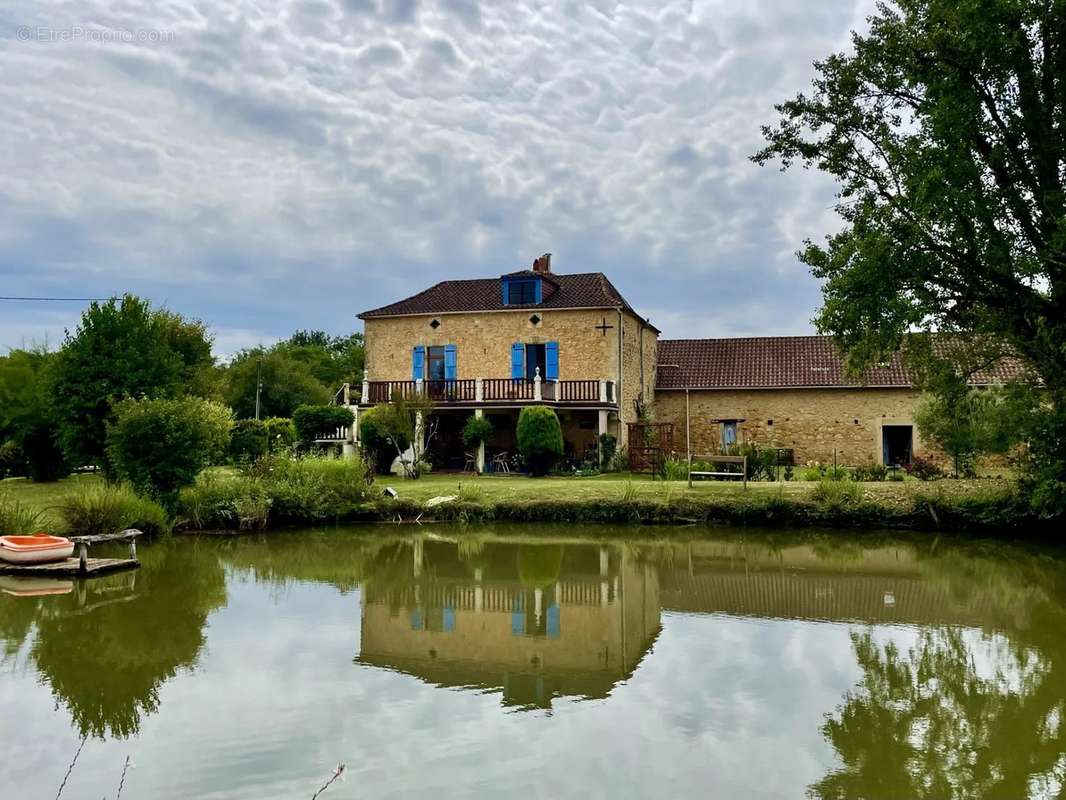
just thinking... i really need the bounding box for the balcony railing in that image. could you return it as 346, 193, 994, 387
352, 377, 617, 406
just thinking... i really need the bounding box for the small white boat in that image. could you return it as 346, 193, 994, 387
0, 535, 75, 565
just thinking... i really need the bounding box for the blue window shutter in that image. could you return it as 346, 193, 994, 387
535, 279, 543, 303
444, 344, 457, 380
412, 346, 425, 380
511, 343, 525, 379
502, 280, 509, 305
545, 341, 559, 380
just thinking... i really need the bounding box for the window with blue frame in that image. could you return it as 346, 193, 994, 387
508, 281, 536, 304
502, 277, 541, 305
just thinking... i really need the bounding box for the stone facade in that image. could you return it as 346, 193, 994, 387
364, 308, 657, 431
654, 387, 928, 466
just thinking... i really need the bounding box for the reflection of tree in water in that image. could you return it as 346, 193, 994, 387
0, 594, 41, 661
29, 543, 226, 739
811, 624, 1066, 799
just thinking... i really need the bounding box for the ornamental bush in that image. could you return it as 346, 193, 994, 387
263, 417, 297, 453
107, 396, 233, 505
516, 407, 563, 476
292, 405, 355, 445
229, 419, 269, 463
461, 415, 493, 449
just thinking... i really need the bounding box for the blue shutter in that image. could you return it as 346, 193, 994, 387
444, 344, 457, 380
502, 280, 509, 305
412, 346, 425, 380
534, 279, 543, 304
545, 341, 559, 380
511, 343, 525, 379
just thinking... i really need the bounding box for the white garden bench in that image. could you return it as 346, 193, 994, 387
687, 455, 748, 488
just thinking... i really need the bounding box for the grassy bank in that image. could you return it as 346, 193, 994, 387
360, 474, 1029, 533
1, 471, 1039, 535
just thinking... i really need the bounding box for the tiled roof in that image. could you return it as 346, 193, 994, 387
360, 272, 655, 328
655, 336, 1023, 390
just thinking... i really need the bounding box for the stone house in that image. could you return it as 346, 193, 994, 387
353, 254, 657, 471
351, 255, 1018, 470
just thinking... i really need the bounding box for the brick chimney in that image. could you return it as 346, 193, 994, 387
532, 253, 552, 274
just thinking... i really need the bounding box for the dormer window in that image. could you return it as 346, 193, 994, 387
501, 277, 542, 305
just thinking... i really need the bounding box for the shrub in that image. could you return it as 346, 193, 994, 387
107, 397, 233, 505
809, 478, 864, 510
853, 462, 888, 482
359, 405, 407, 475
516, 407, 563, 476
292, 405, 355, 445
905, 455, 944, 481
264, 417, 297, 453
229, 419, 269, 463
461, 415, 493, 449
20, 421, 71, 482
1019, 406, 1066, 518
58, 484, 171, 537
177, 472, 271, 530
663, 458, 688, 481
887, 469, 905, 482
0, 440, 25, 478
799, 462, 825, 481
263, 454, 372, 522
598, 434, 618, 471
0, 491, 45, 534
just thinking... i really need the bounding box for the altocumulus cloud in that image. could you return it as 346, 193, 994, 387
0, 0, 874, 355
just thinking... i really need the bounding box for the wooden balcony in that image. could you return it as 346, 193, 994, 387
351, 377, 617, 407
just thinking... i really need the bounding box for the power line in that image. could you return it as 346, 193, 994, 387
0, 295, 116, 302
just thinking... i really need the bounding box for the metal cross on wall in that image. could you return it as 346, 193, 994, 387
595, 317, 614, 336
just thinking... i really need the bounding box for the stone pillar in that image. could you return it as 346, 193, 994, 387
361, 369, 370, 404
533, 367, 542, 401
475, 377, 484, 403
474, 408, 486, 473
534, 587, 543, 626
599, 380, 608, 403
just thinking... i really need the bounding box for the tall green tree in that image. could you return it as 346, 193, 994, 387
277, 330, 365, 387
223, 349, 330, 419
47, 295, 213, 470
755, 0, 1066, 396
0, 348, 69, 481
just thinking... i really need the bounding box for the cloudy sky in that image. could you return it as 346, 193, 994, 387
0, 0, 873, 357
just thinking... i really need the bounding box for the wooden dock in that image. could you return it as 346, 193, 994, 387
0, 556, 139, 578
0, 529, 144, 579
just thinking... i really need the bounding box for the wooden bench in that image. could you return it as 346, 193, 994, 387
687, 455, 747, 488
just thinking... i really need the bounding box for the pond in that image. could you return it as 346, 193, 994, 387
3, 525, 1066, 799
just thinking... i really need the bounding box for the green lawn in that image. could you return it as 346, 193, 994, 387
0, 473, 103, 530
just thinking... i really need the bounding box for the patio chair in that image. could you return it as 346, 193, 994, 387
491, 451, 510, 474
463, 451, 478, 474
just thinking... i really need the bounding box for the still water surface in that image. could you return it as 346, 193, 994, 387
2, 526, 1066, 799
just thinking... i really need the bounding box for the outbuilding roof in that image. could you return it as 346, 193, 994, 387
655, 335, 1023, 390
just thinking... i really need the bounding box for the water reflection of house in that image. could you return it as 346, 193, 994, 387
356, 540, 661, 710
655, 542, 1034, 630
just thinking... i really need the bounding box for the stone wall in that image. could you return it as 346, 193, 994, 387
619, 312, 659, 429
364, 309, 616, 382
654, 387, 929, 466
363, 309, 656, 431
